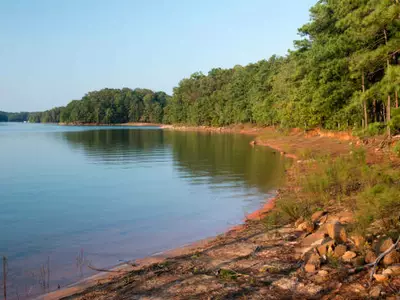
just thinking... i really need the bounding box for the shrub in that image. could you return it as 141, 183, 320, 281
392, 141, 400, 157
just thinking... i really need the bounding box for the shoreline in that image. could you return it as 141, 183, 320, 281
41, 196, 279, 300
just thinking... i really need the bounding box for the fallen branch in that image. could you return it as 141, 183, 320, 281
87, 263, 129, 274
348, 262, 375, 274
369, 235, 400, 283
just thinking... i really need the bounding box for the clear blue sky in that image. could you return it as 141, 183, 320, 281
0, 0, 316, 112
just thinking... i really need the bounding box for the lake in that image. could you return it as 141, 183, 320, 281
0, 123, 285, 298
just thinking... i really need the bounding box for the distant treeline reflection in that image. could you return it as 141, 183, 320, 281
61, 129, 285, 192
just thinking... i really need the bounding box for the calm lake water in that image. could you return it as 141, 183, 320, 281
0, 123, 285, 298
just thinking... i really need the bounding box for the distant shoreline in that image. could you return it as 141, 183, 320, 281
58, 122, 165, 127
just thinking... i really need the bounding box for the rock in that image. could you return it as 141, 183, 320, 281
373, 274, 388, 283
317, 240, 335, 256
342, 251, 357, 262
272, 277, 297, 290
326, 222, 347, 243
307, 253, 321, 267
386, 264, 400, 276
375, 237, 393, 253
382, 268, 394, 277
319, 214, 328, 225
383, 250, 400, 266
296, 282, 323, 296
334, 244, 347, 257
318, 270, 328, 277
352, 235, 365, 248
305, 263, 317, 273
338, 211, 354, 224
311, 211, 326, 223
365, 250, 377, 264
295, 217, 305, 228
369, 286, 382, 298
350, 283, 366, 294
298, 221, 315, 233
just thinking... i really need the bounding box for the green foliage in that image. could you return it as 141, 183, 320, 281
218, 269, 238, 281
354, 122, 386, 137
0, 111, 8, 122
0, 111, 29, 122
393, 141, 400, 157
29, 88, 170, 124
274, 148, 400, 235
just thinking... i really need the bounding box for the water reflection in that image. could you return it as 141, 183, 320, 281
60, 129, 285, 192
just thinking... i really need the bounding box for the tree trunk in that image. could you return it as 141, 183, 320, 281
362, 72, 368, 128
383, 104, 386, 123
373, 99, 377, 122
384, 28, 391, 138
388, 95, 391, 137
396, 90, 398, 108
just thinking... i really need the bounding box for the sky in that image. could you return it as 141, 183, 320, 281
0, 0, 316, 112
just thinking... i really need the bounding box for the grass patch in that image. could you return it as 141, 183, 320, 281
218, 269, 238, 281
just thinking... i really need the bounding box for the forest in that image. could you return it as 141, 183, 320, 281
15, 1, 400, 135
28, 88, 169, 124
0, 111, 30, 122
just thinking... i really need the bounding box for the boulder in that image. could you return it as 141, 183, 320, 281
318, 270, 328, 277
382, 268, 394, 277
307, 253, 321, 267
317, 240, 335, 256
298, 221, 315, 233
349, 283, 366, 294
374, 237, 393, 253
352, 235, 365, 248
305, 263, 317, 273
383, 250, 400, 266
373, 274, 388, 283
365, 250, 377, 264
326, 222, 347, 243
386, 264, 400, 276
334, 244, 347, 258
319, 214, 328, 225
311, 211, 326, 223
342, 251, 357, 262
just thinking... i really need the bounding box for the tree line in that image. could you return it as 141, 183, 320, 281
0, 111, 30, 122
10, 1, 400, 135
28, 88, 169, 124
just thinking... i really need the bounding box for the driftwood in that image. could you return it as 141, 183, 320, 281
87, 263, 131, 274
88, 264, 127, 273
347, 235, 400, 279
369, 235, 400, 283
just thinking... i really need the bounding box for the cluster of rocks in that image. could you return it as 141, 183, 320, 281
295, 211, 400, 286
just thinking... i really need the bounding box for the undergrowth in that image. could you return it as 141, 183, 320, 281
265, 147, 400, 236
